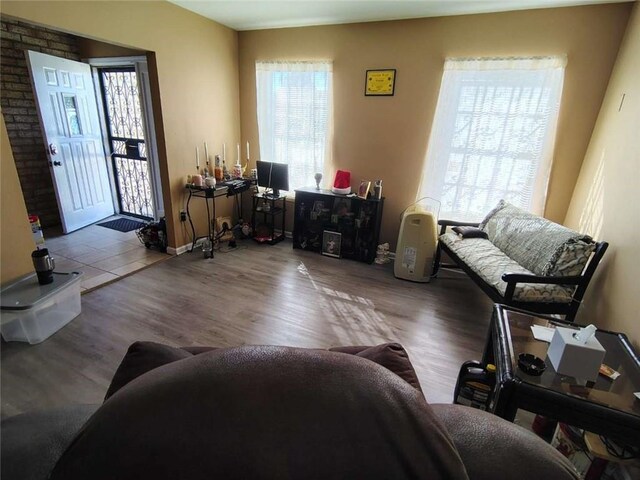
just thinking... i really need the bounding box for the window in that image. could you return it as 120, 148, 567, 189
256, 61, 332, 192
418, 56, 566, 221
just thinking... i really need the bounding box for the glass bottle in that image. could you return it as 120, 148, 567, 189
222, 159, 229, 180
214, 155, 223, 181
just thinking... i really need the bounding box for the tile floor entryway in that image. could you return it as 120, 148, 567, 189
43, 216, 170, 292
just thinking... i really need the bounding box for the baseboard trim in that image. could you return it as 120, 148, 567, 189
167, 243, 191, 256
169, 232, 293, 255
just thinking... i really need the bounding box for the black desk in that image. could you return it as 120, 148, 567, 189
184, 179, 255, 257
483, 305, 640, 447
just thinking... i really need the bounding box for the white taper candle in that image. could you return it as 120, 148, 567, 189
196, 146, 200, 168
246, 141, 250, 160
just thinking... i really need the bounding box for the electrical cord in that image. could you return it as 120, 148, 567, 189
181, 190, 198, 253
181, 209, 193, 250
598, 435, 639, 460
213, 223, 231, 242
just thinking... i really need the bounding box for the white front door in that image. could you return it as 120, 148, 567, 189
27, 51, 114, 233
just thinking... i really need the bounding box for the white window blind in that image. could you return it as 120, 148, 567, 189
256, 61, 333, 192
418, 56, 566, 221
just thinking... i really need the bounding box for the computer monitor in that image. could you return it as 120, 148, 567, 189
256, 161, 289, 197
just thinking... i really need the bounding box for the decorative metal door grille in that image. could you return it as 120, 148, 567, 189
99, 67, 153, 219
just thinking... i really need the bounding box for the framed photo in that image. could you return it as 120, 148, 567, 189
365, 69, 396, 96
358, 181, 371, 199
322, 231, 341, 258
332, 198, 351, 217
312, 200, 325, 213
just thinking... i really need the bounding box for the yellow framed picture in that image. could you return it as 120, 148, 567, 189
365, 69, 396, 96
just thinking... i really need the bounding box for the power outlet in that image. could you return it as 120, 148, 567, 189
180, 211, 187, 222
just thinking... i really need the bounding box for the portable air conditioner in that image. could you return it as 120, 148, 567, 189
394, 204, 438, 282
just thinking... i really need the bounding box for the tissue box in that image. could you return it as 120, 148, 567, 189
547, 327, 605, 382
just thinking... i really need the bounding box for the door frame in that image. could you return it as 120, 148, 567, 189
86, 55, 165, 221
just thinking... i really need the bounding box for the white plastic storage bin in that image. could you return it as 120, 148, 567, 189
1, 272, 82, 344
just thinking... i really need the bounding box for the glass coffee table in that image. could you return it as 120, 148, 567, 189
482, 305, 640, 447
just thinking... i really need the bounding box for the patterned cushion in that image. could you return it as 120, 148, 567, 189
440, 233, 574, 303
479, 201, 595, 277
478, 200, 508, 231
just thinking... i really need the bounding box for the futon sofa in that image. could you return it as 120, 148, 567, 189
1, 342, 578, 480
434, 200, 608, 322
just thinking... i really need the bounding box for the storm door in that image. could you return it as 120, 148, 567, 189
98, 67, 153, 219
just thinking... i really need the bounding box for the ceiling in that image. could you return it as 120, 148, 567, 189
168, 0, 631, 31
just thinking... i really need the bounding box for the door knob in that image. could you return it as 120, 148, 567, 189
49, 143, 58, 155
53, 161, 62, 167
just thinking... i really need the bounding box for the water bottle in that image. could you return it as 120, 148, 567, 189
202, 238, 212, 258
373, 180, 383, 200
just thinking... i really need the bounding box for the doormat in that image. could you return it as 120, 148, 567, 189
97, 218, 146, 233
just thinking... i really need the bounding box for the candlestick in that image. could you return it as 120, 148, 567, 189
196, 146, 200, 169
246, 141, 250, 160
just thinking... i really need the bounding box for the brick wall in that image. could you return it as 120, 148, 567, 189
1, 18, 82, 228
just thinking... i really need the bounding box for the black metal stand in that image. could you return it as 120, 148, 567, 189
185, 185, 225, 258
251, 192, 286, 245
185, 179, 257, 258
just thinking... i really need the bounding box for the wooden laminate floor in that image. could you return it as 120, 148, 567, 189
1, 239, 493, 418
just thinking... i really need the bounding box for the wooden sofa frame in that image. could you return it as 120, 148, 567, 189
433, 220, 609, 323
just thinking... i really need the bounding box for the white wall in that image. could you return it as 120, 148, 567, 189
564, 3, 639, 346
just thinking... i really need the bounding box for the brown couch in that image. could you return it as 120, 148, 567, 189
1, 342, 578, 480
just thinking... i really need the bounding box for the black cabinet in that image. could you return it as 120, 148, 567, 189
293, 187, 384, 264
252, 193, 286, 245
